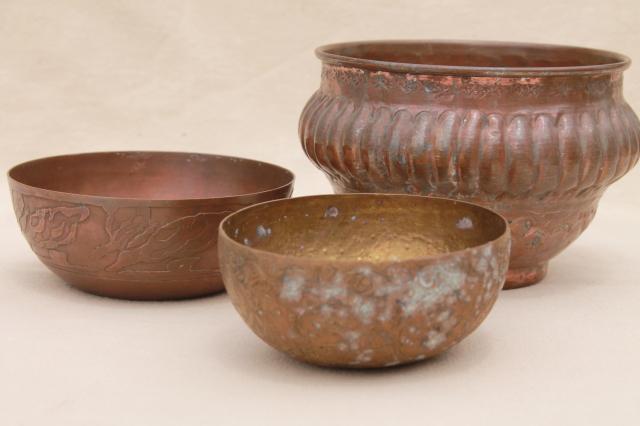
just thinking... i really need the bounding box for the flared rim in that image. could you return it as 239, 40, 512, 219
8, 151, 295, 205
219, 193, 510, 266
316, 40, 630, 76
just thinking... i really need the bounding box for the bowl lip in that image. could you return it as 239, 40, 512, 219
7, 150, 295, 206
218, 193, 511, 267
315, 39, 631, 77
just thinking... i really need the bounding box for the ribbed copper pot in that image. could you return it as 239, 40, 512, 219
299, 40, 640, 289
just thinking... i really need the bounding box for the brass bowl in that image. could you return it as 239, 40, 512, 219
8, 151, 294, 300
219, 194, 510, 368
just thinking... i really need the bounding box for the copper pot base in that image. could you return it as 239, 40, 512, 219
504, 262, 548, 289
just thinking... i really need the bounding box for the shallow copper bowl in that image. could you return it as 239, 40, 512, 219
8, 151, 294, 300
219, 194, 510, 368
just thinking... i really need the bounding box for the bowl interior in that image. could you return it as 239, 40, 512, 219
222, 195, 506, 262
9, 152, 293, 200
319, 40, 627, 69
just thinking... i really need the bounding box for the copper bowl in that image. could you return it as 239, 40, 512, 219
8, 151, 294, 300
300, 40, 640, 288
218, 194, 510, 368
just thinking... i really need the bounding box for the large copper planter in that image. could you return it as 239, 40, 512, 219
300, 40, 640, 288
8, 152, 294, 300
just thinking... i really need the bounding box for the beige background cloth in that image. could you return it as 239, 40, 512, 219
1, 1, 639, 424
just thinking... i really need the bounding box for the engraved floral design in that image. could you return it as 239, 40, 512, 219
324, 64, 617, 100
371, 72, 392, 90
98, 208, 229, 273
12, 193, 231, 276
400, 75, 418, 94
504, 201, 598, 261
421, 80, 458, 100
12, 192, 90, 265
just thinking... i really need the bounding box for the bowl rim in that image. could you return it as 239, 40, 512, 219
7, 150, 295, 206
315, 39, 631, 77
218, 193, 510, 267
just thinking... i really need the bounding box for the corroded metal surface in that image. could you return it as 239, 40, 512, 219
219, 194, 510, 368
299, 40, 640, 288
8, 152, 294, 300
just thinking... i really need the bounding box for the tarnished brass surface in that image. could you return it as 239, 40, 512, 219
8, 151, 294, 300
299, 40, 640, 288
219, 194, 510, 368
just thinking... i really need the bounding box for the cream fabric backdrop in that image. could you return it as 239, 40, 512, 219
1, 1, 639, 425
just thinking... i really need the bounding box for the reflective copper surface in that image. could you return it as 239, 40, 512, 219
8, 151, 294, 300
299, 40, 640, 288
219, 194, 510, 368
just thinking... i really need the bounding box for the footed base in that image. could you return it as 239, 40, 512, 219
504, 262, 548, 290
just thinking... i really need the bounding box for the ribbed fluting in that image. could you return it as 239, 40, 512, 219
300, 92, 640, 201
